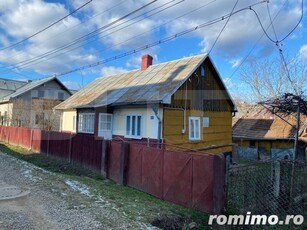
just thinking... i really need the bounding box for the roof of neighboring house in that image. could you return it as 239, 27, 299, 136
0, 78, 27, 91
55, 54, 235, 110
0, 76, 72, 103
233, 110, 307, 140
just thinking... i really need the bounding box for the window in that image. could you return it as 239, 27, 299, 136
201, 66, 206, 77
58, 92, 64, 100
48, 90, 54, 98
98, 113, 113, 139
126, 114, 142, 138
78, 113, 95, 133
35, 113, 44, 125
189, 117, 201, 140
38, 90, 45, 98
203, 117, 209, 128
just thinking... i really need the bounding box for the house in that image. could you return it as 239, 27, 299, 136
0, 76, 72, 130
232, 107, 307, 160
55, 54, 236, 153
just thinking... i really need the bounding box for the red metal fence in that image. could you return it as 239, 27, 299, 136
0, 125, 225, 214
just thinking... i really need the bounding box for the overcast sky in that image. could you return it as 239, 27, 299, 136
0, 0, 305, 97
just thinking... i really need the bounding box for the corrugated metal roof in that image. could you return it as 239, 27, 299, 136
55, 54, 207, 110
0, 76, 72, 103
0, 78, 27, 91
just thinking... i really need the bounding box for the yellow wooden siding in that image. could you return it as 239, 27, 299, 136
163, 109, 232, 153
233, 139, 294, 152
170, 60, 232, 112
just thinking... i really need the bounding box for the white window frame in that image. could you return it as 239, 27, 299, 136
98, 113, 113, 139
125, 114, 142, 139
78, 113, 95, 134
189, 116, 201, 140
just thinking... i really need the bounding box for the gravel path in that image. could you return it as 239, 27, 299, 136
0, 152, 154, 230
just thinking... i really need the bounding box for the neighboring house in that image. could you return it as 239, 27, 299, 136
55, 54, 236, 153
0, 76, 72, 130
233, 109, 307, 160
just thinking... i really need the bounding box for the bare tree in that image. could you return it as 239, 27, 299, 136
11, 99, 32, 128
240, 55, 307, 102
32, 98, 61, 131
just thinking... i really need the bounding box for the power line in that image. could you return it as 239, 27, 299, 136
0, 0, 127, 64
56, 1, 268, 77
207, 0, 239, 55
0, 0, 159, 71
0, 0, 94, 51
228, 0, 295, 79
5, 0, 178, 71
250, 0, 304, 44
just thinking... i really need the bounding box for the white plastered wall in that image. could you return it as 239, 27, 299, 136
112, 106, 163, 139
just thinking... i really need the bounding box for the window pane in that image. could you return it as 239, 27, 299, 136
195, 119, 200, 138
126, 116, 130, 135
132, 116, 136, 135
190, 119, 194, 138
137, 116, 141, 136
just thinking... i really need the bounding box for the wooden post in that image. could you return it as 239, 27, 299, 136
47, 131, 50, 156
30, 129, 34, 151
101, 139, 110, 178
68, 133, 73, 164
119, 141, 129, 185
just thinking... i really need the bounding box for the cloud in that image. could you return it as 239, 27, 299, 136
229, 58, 242, 68
0, 0, 304, 77
299, 44, 307, 61
100, 66, 128, 77
0, 0, 98, 74
62, 81, 81, 90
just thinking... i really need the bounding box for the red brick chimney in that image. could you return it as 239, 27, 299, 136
141, 54, 153, 70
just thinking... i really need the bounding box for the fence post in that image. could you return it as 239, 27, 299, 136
101, 139, 110, 178
30, 129, 34, 150
119, 141, 129, 185
68, 133, 73, 164
47, 131, 50, 156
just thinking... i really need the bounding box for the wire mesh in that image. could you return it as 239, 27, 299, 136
225, 159, 307, 230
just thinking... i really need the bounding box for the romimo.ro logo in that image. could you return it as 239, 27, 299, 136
208, 212, 304, 226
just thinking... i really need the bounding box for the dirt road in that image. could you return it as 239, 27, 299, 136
0, 152, 154, 230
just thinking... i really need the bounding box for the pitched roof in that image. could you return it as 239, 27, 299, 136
56, 54, 234, 110
0, 76, 72, 103
233, 115, 307, 140
0, 78, 27, 91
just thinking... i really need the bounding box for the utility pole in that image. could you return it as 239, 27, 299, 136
289, 95, 300, 212
293, 96, 300, 160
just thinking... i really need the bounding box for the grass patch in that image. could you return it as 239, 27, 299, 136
0, 142, 210, 229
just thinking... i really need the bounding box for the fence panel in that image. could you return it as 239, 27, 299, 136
31, 129, 42, 152
71, 134, 84, 165
163, 151, 193, 208
8, 127, 19, 146
40, 130, 49, 154
108, 141, 121, 183
48, 131, 71, 160
127, 144, 143, 190
19, 127, 32, 149
81, 135, 103, 171
192, 154, 215, 213
141, 146, 163, 198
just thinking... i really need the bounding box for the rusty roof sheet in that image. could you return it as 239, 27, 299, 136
233, 115, 307, 140
55, 54, 207, 110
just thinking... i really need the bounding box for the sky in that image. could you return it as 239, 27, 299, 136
0, 0, 306, 100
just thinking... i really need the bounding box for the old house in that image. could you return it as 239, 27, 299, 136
55, 54, 236, 153
0, 76, 72, 130
233, 107, 307, 160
